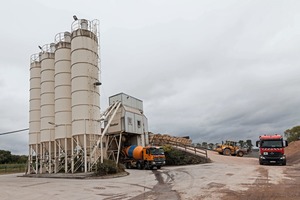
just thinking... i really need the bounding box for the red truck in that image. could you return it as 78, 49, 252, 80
256, 134, 288, 165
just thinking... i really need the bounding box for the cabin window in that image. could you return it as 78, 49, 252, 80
127, 117, 132, 125
137, 120, 141, 128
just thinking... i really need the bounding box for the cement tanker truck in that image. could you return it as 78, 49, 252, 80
121, 145, 166, 170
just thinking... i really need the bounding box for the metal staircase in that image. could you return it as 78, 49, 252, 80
90, 101, 122, 169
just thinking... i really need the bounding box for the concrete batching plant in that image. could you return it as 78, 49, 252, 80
28, 17, 150, 175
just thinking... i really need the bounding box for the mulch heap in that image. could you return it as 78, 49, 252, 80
285, 140, 300, 164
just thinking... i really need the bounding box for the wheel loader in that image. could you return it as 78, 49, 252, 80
215, 140, 246, 157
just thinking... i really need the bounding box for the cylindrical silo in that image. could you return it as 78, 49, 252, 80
71, 19, 101, 172
29, 53, 41, 174
40, 43, 55, 173
54, 32, 72, 173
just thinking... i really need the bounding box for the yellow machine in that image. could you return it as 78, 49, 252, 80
215, 140, 245, 157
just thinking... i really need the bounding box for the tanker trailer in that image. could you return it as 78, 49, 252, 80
121, 145, 166, 170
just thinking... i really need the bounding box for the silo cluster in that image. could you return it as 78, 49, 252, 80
28, 18, 101, 174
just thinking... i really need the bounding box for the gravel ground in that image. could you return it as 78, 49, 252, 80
1, 144, 299, 200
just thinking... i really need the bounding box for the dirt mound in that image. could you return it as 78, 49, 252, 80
285, 140, 300, 164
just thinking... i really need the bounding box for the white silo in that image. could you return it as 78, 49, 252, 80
54, 32, 72, 173
28, 53, 41, 174
71, 19, 101, 172
40, 43, 55, 173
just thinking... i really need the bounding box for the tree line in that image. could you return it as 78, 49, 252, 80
0, 150, 27, 164
284, 125, 300, 143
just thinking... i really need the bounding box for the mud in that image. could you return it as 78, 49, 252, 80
130, 170, 180, 200
221, 165, 300, 200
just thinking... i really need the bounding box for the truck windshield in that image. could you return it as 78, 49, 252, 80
261, 140, 283, 148
150, 148, 165, 155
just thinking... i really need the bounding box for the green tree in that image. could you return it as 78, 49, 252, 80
245, 140, 253, 152
0, 150, 12, 164
202, 142, 208, 149
208, 143, 214, 150
0, 150, 28, 164
195, 143, 201, 148
284, 126, 300, 143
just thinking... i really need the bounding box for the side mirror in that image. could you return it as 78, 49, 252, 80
256, 141, 259, 147
284, 140, 288, 147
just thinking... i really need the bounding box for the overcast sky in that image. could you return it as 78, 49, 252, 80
1, 0, 300, 154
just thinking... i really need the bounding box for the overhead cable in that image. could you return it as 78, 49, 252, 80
0, 128, 29, 136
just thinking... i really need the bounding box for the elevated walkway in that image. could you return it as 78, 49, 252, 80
149, 134, 208, 161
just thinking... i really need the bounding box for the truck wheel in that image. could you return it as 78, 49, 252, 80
157, 166, 161, 169
259, 160, 263, 165
145, 162, 150, 170
237, 151, 244, 157
126, 162, 131, 169
282, 161, 286, 166
223, 148, 231, 156
137, 162, 142, 170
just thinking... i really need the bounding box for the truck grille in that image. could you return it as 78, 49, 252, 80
266, 152, 282, 158
154, 157, 165, 162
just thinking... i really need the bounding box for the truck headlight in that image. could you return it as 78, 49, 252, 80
152, 161, 156, 164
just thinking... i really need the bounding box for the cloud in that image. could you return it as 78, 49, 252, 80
1, 1, 300, 154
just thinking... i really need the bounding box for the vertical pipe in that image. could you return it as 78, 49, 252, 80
40, 143, 43, 174
28, 145, 31, 174
58, 139, 61, 172
49, 140, 51, 173
100, 137, 103, 164
54, 140, 57, 173
84, 119, 87, 172
65, 132, 67, 172
71, 137, 74, 173
36, 144, 39, 174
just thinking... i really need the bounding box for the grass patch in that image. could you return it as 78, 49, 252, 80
0, 164, 26, 175
95, 159, 125, 176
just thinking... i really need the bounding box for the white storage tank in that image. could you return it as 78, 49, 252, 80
71, 19, 100, 139
40, 43, 56, 144
29, 53, 41, 146
54, 32, 72, 141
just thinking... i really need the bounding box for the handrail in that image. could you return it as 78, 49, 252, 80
151, 137, 208, 160
71, 19, 99, 35
54, 32, 71, 43
30, 53, 39, 63
165, 140, 207, 159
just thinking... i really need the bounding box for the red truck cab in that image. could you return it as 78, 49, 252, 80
256, 134, 288, 165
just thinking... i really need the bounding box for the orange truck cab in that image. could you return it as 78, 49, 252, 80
256, 134, 288, 165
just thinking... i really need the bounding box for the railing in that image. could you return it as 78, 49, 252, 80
151, 138, 208, 160
71, 19, 99, 35
54, 32, 71, 43
69, 152, 84, 173
30, 53, 40, 63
